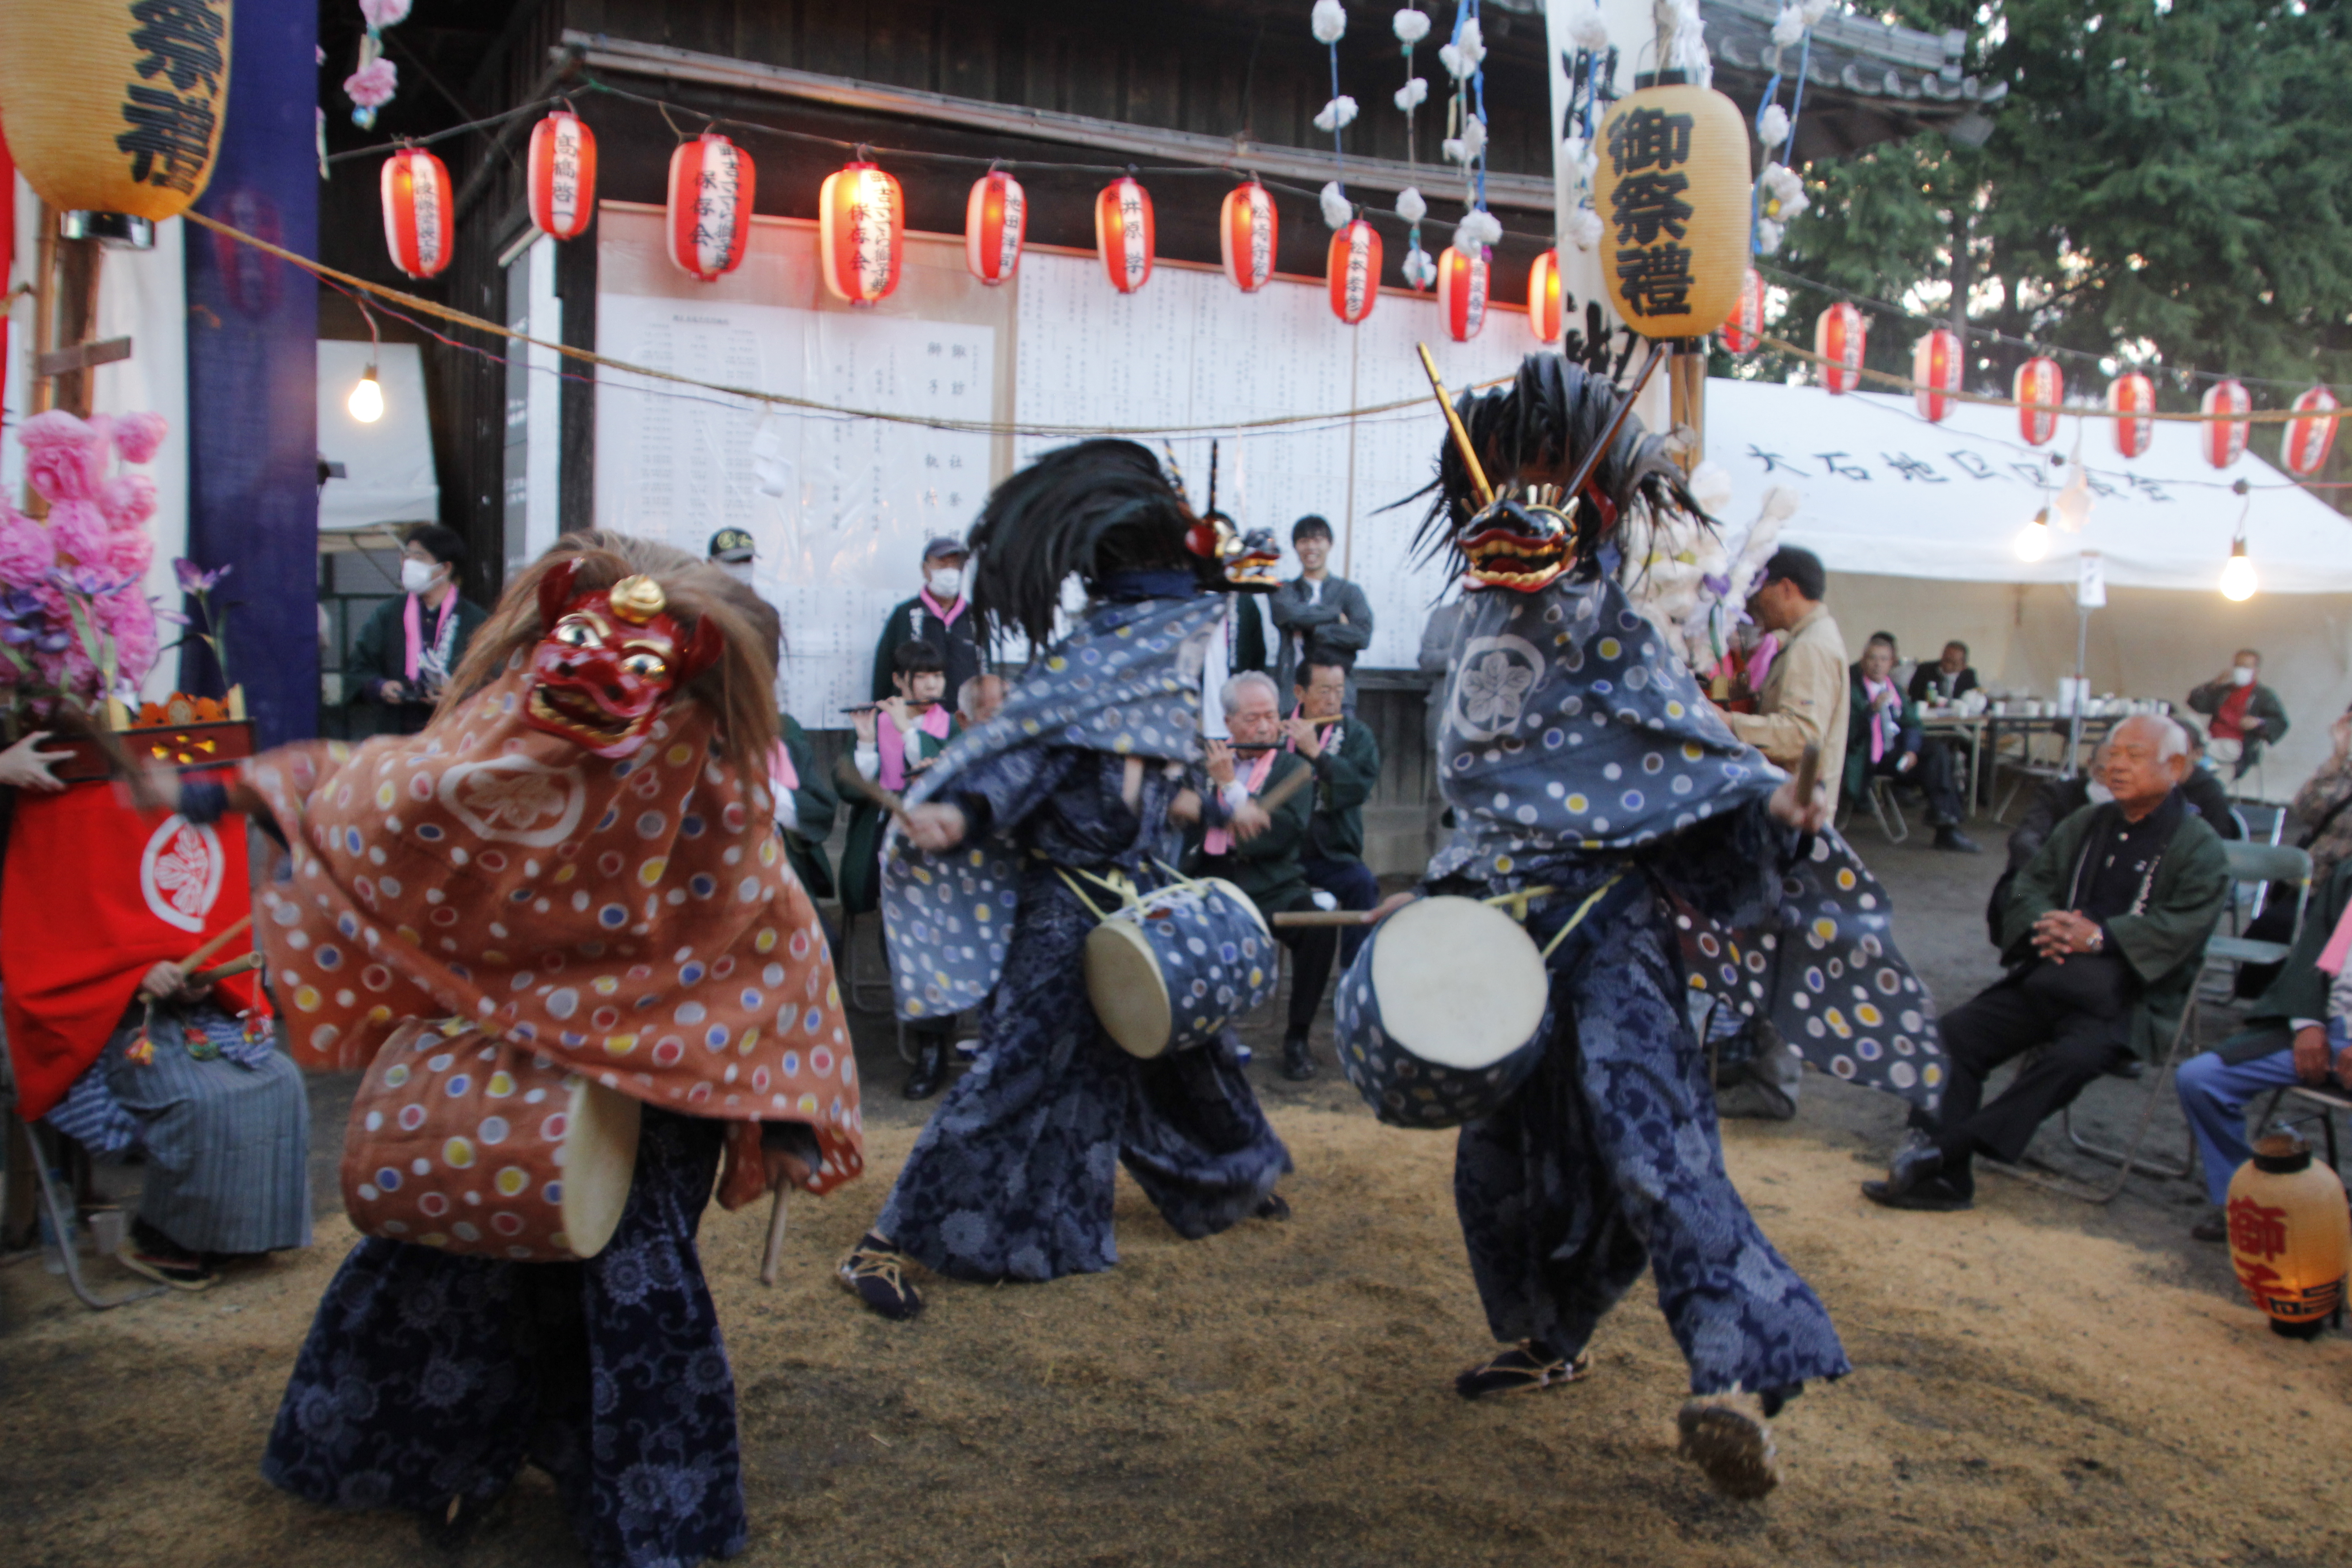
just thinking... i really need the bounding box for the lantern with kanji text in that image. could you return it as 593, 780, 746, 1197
527, 110, 597, 241
1589, 72, 1749, 341
2108, 372, 2154, 460
1911, 328, 1962, 423
1526, 249, 1564, 343
819, 158, 904, 307
1720, 268, 1764, 354
381, 147, 453, 280
2283, 386, 2339, 478
965, 169, 1024, 286
1814, 303, 1865, 395
667, 132, 754, 283
2225, 1128, 2351, 1338
1437, 245, 1488, 342
1328, 220, 1381, 326
1220, 181, 1279, 294
1097, 176, 1155, 294
2200, 379, 2251, 469
2014, 356, 2063, 446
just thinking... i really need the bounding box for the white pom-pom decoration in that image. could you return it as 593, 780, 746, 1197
1758, 162, 1809, 221
1396, 186, 1428, 224
1566, 207, 1602, 251
1568, 0, 1610, 50
1443, 115, 1487, 165
1771, 5, 1805, 46
1319, 181, 1354, 231
1439, 20, 1485, 78
1395, 77, 1429, 111
1454, 210, 1503, 253
1688, 461, 1735, 517
1754, 219, 1785, 256
1800, 0, 1835, 23
1758, 103, 1790, 148
1314, 96, 1360, 132
1393, 8, 1431, 44
1312, 0, 1348, 45
1402, 245, 1437, 290
1441, 137, 1464, 164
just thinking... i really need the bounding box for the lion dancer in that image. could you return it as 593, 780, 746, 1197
835, 440, 1292, 1320
1397, 357, 1945, 1498
137, 535, 860, 1566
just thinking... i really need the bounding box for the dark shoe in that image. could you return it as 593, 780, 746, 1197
1933, 826, 1983, 854
2191, 1209, 2229, 1244
1455, 1341, 1593, 1399
902, 1034, 947, 1100
1677, 1392, 1782, 1499
837, 1234, 925, 1321
1880, 1134, 1945, 1197
1254, 1191, 1292, 1222
1281, 1032, 1317, 1081
119, 1220, 216, 1291
1862, 1173, 1975, 1211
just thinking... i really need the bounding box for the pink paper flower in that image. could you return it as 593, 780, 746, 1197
46, 500, 110, 568
110, 598, 159, 688
0, 510, 56, 590
113, 411, 167, 466
344, 57, 397, 110
360, 0, 412, 28
20, 411, 110, 504
98, 475, 157, 531
106, 528, 155, 581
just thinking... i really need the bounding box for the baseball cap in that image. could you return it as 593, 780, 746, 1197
708, 527, 755, 564
921, 536, 970, 563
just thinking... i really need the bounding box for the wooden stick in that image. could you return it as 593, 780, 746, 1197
1271, 910, 1376, 927
759, 1189, 789, 1286
1254, 761, 1315, 815
187, 952, 261, 987
1794, 740, 1822, 807
832, 755, 907, 819
179, 913, 252, 972
1555, 338, 1668, 518
1417, 343, 1494, 508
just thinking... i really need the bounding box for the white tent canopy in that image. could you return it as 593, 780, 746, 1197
317, 341, 439, 534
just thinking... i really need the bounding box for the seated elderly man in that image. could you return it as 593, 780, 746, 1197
2175, 857, 2352, 1240
1190, 671, 1335, 1082
1866, 715, 2230, 1211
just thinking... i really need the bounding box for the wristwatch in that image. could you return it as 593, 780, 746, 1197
2084, 924, 2106, 954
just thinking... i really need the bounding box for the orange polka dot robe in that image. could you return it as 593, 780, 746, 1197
242, 668, 862, 1197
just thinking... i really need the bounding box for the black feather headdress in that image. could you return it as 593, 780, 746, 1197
966, 438, 1198, 648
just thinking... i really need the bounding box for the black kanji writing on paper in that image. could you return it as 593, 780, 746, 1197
1608, 172, 1692, 246
1615, 244, 1696, 316
1946, 451, 1998, 480
2127, 474, 2174, 503
128, 0, 225, 94
2086, 472, 2122, 500
2008, 462, 2048, 486
1815, 452, 1872, 480
1607, 107, 1694, 174
115, 84, 216, 191
1882, 453, 1947, 484
1746, 446, 1810, 476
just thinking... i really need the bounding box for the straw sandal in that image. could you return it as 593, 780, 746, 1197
1676, 1391, 1783, 1499
837, 1236, 925, 1321
1454, 1341, 1593, 1399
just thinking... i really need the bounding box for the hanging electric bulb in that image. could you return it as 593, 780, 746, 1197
348, 365, 384, 423
2220, 536, 2258, 601
2013, 507, 2052, 562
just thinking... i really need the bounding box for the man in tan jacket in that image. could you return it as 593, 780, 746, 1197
1726, 546, 1850, 814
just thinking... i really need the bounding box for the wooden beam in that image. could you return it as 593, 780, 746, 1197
35, 337, 132, 380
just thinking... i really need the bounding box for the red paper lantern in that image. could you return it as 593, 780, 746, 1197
2201, 378, 2252, 469
1437, 245, 1488, 342
381, 147, 454, 280
2108, 372, 2155, 460
1220, 181, 1279, 294
1527, 249, 1564, 343
1328, 220, 1382, 326
1097, 177, 1155, 295
1911, 328, 1962, 423
1720, 269, 1765, 355
1814, 303, 1865, 394
2014, 356, 2063, 446
667, 132, 754, 283
965, 170, 1025, 286
2283, 385, 2340, 478
819, 160, 904, 307
526, 110, 597, 242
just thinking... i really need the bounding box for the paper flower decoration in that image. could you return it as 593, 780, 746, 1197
1319, 181, 1353, 230
1395, 77, 1428, 111
1394, 9, 1431, 44
1314, 96, 1360, 132
1311, 0, 1348, 44
1396, 187, 1428, 224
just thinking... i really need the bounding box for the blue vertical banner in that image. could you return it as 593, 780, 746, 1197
182, 2, 318, 747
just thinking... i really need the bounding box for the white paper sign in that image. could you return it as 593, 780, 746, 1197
2076, 549, 2106, 608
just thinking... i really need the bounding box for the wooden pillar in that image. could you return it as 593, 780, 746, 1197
50, 237, 102, 420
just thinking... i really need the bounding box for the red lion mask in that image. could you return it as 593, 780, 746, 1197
522, 559, 722, 757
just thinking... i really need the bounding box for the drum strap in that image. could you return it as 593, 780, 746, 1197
1055, 858, 1211, 923
1488, 873, 1628, 962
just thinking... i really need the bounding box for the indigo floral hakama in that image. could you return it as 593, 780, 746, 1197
263, 1111, 746, 1568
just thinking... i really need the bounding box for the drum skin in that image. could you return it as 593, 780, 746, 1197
1334, 896, 1552, 1128
342, 1024, 641, 1261
1084, 877, 1278, 1058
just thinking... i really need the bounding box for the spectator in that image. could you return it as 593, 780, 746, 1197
1269, 515, 1372, 712
2286, 706, 2352, 878
1865, 715, 2228, 1212
1722, 546, 1851, 813
708, 525, 757, 585
2188, 648, 2289, 781
1909, 640, 1980, 706
1285, 655, 1382, 968
1199, 528, 1268, 740
772, 705, 838, 905
957, 672, 1008, 727
1847, 632, 1979, 853
346, 523, 488, 736
2176, 856, 2352, 1240
872, 536, 981, 703
1189, 671, 1335, 1081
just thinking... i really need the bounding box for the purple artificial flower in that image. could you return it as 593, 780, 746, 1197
0, 588, 70, 654
173, 557, 231, 595
152, 604, 191, 628
49, 564, 128, 598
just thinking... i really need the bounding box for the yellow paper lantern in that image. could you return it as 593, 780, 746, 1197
0, 0, 233, 221
1589, 71, 1748, 341
2226, 1129, 2351, 1338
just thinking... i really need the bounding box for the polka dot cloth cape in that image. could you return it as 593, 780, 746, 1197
241, 668, 864, 1195
882, 593, 1223, 1022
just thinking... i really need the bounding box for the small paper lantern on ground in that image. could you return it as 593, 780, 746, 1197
1911, 328, 1962, 422
667, 132, 754, 283
2226, 1129, 2351, 1338
1220, 181, 1279, 294
1097, 177, 1155, 294
1720, 269, 1765, 354
1527, 249, 1564, 343
819, 159, 904, 307
0, 0, 232, 220
1814, 303, 1865, 394
2283, 386, 2339, 477
1328, 220, 1382, 325
965, 170, 1024, 286
1437, 245, 1488, 341
2014, 356, 2063, 446
2201, 379, 2251, 469
381, 148, 453, 280
2108, 372, 2155, 460
1590, 72, 1750, 340
527, 110, 597, 241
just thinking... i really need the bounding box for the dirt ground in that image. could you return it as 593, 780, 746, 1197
6, 824, 2351, 1568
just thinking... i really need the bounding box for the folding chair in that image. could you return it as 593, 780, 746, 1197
2258, 1083, 2349, 1181
0, 1029, 163, 1312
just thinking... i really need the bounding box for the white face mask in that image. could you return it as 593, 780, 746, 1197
2232, 666, 2256, 686
720, 560, 755, 586
926, 567, 964, 600
400, 558, 442, 595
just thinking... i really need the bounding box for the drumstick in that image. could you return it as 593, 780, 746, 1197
1254, 763, 1315, 814
1418, 343, 1494, 509
1271, 910, 1377, 927
1793, 740, 1822, 807
759, 1189, 788, 1286
832, 755, 908, 819
186, 952, 262, 986
179, 914, 252, 972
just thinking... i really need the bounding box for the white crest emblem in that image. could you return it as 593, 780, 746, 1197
1448, 634, 1544, 743
437, 755, 588, 846
140, 815, 225, 934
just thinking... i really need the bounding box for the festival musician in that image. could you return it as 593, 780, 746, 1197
1284, 650, 1383, 970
